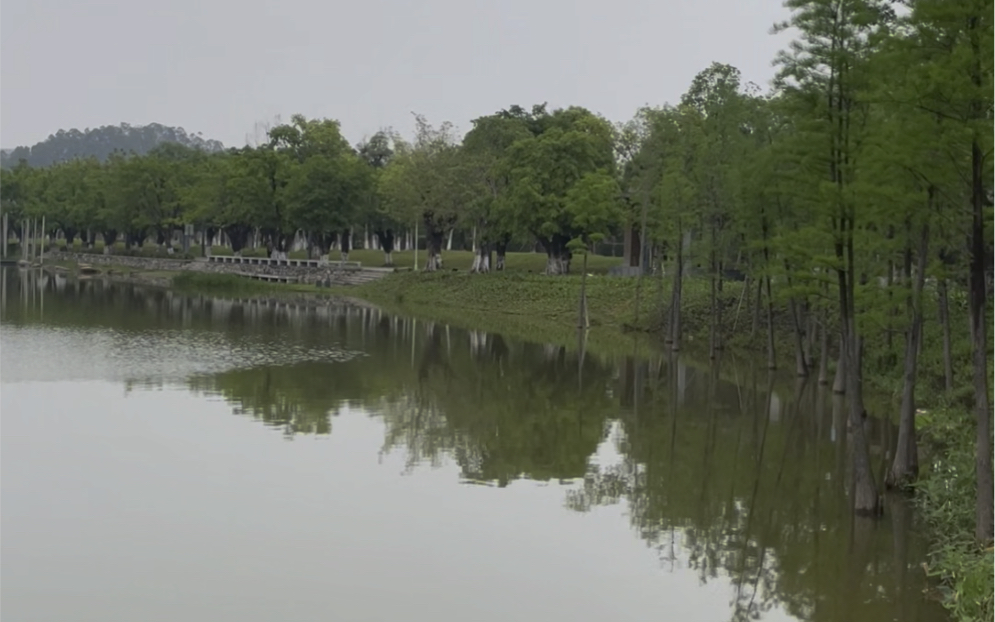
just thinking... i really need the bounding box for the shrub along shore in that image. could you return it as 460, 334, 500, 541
22, 243, 995, 618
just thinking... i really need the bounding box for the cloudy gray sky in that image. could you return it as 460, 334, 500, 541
1, 0, 792, 149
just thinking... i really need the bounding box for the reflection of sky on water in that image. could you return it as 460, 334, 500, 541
0, 324, 365, 384
0, 270, 950, 622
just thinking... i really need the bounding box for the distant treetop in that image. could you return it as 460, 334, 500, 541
0, 123, 225, 168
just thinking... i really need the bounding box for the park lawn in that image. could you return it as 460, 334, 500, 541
207, 246, 625, 274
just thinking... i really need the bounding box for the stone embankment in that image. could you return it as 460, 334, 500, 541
46, 252, 393, 287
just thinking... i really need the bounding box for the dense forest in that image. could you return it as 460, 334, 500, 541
0, 0, 991, 541
0, 123, 225, 169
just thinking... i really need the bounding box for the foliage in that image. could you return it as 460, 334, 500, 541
1, 123, 224, 168
915, 406, 995, 621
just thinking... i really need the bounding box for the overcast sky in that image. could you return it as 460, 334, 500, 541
1, 0, 792, 149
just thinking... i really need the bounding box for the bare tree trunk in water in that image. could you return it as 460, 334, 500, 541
937, 278, 954, 394
840, 271, 880, 515
887, 222, 929, 489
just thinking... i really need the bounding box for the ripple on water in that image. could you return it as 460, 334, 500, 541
0, 324, 366, 385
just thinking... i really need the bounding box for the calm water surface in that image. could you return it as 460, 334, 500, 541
0, 268, 947, 622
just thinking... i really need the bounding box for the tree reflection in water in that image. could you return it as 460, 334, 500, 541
0, 270, 946, 622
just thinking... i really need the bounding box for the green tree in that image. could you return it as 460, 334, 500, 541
501, 106, 616, 274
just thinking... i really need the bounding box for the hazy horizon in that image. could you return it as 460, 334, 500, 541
1, 0, 792, 150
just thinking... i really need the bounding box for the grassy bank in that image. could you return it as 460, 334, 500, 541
349, 269, 736, 359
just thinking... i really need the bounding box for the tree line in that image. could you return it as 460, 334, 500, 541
0, 123, 226, 169
0, 0, 991, 534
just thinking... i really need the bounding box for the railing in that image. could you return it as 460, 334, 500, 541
207, 255, 362, 269
231, 271, 300, 284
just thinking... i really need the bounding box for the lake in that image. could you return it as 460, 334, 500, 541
0, 267, 947, 622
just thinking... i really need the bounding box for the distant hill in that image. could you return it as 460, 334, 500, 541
0, 123, 226, 168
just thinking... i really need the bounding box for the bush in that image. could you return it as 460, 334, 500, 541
915, 406, 994, 622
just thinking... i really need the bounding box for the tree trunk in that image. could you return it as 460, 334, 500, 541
495, 236, 509, 271
224, 224, 251, 257
101, 230, 117, 255
709, 269, 718, 359
765, 274, 776, 370
578, 251, 589, 329
471, 242, 492, 273
788, 295, 808, 377
340, 229, 352, 261
818, 304, 830, 385
63, 227, 78, 251
832, 336, 846, 394
804, 301, 816, 368
886, 222, 929, 489
970, 139, 993, 543
937, 278, 954, 394
542, 234, 571, 275
784, 261, 807, 376
668, 227, 683, 350
425, 227, 444, 271
839, 252, 879, 515
750, 275, 762, 338
375, 228, 396, 266
708, 251, 723, 359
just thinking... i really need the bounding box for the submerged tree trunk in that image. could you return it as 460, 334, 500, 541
887, 222, 929, 489
839, 257, 879, 515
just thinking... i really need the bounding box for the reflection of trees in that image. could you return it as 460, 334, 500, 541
567, 355, 941, 622
3, 268, 945, 622
380, 323, 615, 485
